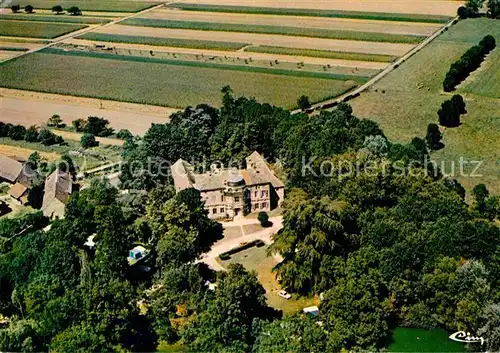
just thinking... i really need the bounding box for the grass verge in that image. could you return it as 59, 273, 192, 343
0, 19, 87, 39
78, 32, 248, 51
123, 18, 426, 44
246, 45, 396, 62
0, 14, 111, 24
167, 3, 452, 23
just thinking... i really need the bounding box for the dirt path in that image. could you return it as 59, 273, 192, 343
101, 25, 414, 55
175, 0, 460, 16
0, 89, 177, 135
142, 9, 442, 36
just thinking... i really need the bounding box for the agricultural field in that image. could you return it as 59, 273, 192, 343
350, 18, 500, 194
6, 0, 161, 12
0, 14, 111, 25
0, 48, 357, 109
168, 1, 459, 17
0, 0, 460, 129
0, 19, 87, 38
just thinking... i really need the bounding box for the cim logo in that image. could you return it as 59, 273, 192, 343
449, 331, 487, 345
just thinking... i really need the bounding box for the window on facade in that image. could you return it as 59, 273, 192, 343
254, 203, 258, 210
221, 195, 224, 202
262, 202, 267, 209
255, 191, 258, 197
235, 197, 240, 202
220, 208, 225, 213
213, 208, 217, 214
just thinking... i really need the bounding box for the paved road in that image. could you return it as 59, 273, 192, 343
199, 216, 283, 271
292, 16, 460, 114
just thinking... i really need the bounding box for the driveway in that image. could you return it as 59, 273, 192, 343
200, 215, 283, 271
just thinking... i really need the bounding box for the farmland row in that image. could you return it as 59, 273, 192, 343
141, 9, 443, 36
0, 49, 360, 109
0, 14, 112, 24
121, 18, 427, 44
166, 3, 455, 22
0, 19, 87, 39
97, 25, 414, 56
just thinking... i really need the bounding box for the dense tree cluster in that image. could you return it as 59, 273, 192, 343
72, 116, 114, 137
120, 87, 383, 191
1, 91, 499, 352
270, 164, 500, 350
0, 122, 64, 146
438, 94, 467, 127
443, 35, 496, 91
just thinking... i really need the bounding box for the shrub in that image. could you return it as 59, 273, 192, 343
258, 211, 270, 227
24, 5, 34, 13
47, 114, 64, 128
117, 129, 133, 140
438, 95, 466, 128
80, 133, 98, 148
297, 95, 311, 111
38, 129, 64, 146
72, 118, 86, 132
67, 6, 81, 15
11, 4, 20, 13
52, 5, 63, 14
25, 125, 39, 142
8, 125, 26, 140
84, 116, 114, 137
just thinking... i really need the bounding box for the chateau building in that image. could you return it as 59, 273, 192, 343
171, 152, 285, 219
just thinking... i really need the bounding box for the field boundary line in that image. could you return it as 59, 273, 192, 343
0, 2, 167, 64
295, 16, 460, 114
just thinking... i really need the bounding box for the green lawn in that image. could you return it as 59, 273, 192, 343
0, 19, 86, 38
219, 245, 318, 315
246, 45, 397, 63
123, 18, 425, 44
0, 14, 111, 24
350, 18, 500, 195
0, 49, 357, 109
388, 328, 465, 352
167, 3, 452, 24
8, 0, 160, 12
78, 32, 248, 51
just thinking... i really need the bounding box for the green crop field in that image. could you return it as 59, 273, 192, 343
246, 45, 397, 63
0, 19, 86, 38
0, 49, 358, 109
167, 3, 452, 24
350, 18, 500, 195
79, 32, 248, 51
7, 0, 160, 12
123, 18, 425, 44
0, 14, 111, 24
